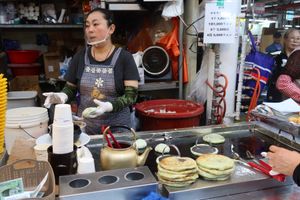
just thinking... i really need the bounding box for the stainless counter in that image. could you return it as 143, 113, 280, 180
209, 184, 300, 200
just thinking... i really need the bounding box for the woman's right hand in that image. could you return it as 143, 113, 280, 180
43, 92, 68, 108
267, 145, 300, 176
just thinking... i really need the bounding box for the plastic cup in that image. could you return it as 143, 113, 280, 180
73, 121, 87, 133
77, 157, 95, 174
53, 104, 72, 124
34, 144, 50, 161
52, 122, 74, 154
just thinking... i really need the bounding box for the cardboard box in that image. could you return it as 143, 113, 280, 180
10, 75, 39, 91
43, 52, 60, 79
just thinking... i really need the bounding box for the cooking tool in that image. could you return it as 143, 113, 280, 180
260, 151, 280, 176
100, 125, 152, 170
250, 110, 300, 136
190, 136, 218, 157
156, 144, 180, 164
101, 125, 121, 148
232, 147, 285, 182
230, 144, 251, 168
247, 159, 285, 182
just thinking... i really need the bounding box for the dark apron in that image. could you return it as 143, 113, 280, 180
78, 47, 131, 135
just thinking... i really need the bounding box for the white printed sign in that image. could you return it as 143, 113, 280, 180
204, 2, 237, 44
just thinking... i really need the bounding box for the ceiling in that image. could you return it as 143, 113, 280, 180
254, 0, 300, 12
242, 0, 300, 19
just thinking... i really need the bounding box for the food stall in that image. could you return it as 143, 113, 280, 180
0, 100, 300, 199
1, 0, 300, 199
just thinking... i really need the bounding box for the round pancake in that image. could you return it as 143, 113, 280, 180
155, 143, 170, 154
203, 175, 230, 181
158, 165, 198, 175
159, 156, 197, 172
157, 170, 192, 179
203, 133, 225, 144
196, 154, 234, 170
158, 172, 198, 182
158, 176, 196, 187
198, 167, 220, 179
198, 165, 235, 176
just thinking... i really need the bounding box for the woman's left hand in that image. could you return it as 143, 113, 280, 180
82, 99, 113, 118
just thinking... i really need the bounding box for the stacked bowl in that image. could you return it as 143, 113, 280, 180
0, 74, 7, 153
6, 50, 41, 76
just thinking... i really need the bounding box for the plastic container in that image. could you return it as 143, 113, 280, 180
6, 50, 40, 64
0, 159, 55, 200
5, 107, 49, 154
8, 63, 41, 76
7, 91, 37, 109
135, 99, 204, 131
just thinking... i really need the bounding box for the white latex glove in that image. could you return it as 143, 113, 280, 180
82, 99, 113, 118
43, 92, 68, 108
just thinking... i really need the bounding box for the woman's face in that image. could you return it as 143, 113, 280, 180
85, 11, 114, 45
284, 30, 300, 52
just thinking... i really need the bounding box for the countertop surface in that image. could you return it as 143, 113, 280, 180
209, 184, 300, 200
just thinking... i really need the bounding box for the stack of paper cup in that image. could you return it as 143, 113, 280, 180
34, 144, 50, 161
52, 104, 74, 154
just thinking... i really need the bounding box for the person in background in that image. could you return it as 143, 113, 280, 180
265, 32, 282, 54
276, 48, 300, 102
43, 8, 140, 135
266, 28, 300, 102
267, 145, 300, 186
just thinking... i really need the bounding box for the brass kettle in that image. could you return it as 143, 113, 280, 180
100, 125, 152, 170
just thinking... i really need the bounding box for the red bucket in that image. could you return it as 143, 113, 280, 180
135, 99, 204, 131
6, 50, 40, 64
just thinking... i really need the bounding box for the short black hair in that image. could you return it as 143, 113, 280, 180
85, 8, 114, 26
273, 32, 281, 38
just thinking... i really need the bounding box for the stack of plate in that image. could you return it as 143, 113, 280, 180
157, 156, 198, 187
0, 74, 7, 154
196, 154, 235, 181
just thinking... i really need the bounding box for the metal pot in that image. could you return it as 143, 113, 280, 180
100, 125, 152, 170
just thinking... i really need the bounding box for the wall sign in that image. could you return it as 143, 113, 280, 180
204, 1, 237, 44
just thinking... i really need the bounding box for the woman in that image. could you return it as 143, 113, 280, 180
276, 48, 300, 102
267, 145, 300, 186
43, 8, 140, 134
266, 28, 300, 102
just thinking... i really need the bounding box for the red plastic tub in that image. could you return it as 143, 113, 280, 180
8, 63, 41, 76
6, 50, 40, 64
135, 99, 204, 131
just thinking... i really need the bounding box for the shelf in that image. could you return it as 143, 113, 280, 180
138, 81, 179, 92
0, 24, 83, 29
107, 3, 145, 11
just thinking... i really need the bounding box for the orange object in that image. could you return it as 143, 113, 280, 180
157, 17, 188, 83
247, 68, 261, 121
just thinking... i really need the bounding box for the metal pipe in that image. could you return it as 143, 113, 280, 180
206, 48, 216, 125
235, 0, 250, 120
184, 0, 201, 98
235, 34, 248, 120
211, 44, 221, 124
179, 15, 184, 99
218, 0, 242, 124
